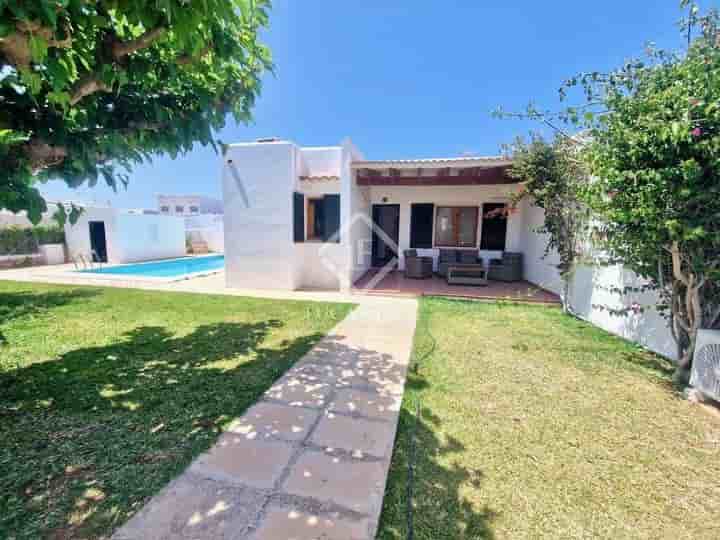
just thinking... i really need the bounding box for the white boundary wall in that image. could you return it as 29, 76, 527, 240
520, 198, 677, 361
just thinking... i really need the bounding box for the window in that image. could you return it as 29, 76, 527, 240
480, 203, 508, 250
410, 203, 434, 249
160, 206, 169, 213
434, 206, 478, 247
175, 205, 184, 213
189, 206, 199, 214
293, 193, 340, 243
306, 198, 325, 240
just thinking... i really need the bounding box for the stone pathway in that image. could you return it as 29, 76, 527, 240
113, 298, 418, 540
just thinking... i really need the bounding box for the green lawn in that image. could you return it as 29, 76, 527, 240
378, 297, 720, 540
0, 281, 352, 539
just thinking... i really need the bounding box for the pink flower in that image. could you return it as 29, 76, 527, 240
691, 127, 702, 137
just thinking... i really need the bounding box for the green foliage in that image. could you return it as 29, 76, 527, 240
0, 225, 64, 255
575, 7, 720, 372
0, 0, 272, 223
507, 135, 589, 276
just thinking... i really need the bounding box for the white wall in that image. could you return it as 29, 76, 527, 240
223, 141, 299, 289
520, 201, 677, 361
185, 214, 224, 253
569, 263, 677, 359
64, 206, 118, 262
65, 207, 185, 264
519, 198, 563, 294
367, 183, 524, 271
113, 213, 185, 263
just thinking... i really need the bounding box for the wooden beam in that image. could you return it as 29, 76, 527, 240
357, 166, 516, 186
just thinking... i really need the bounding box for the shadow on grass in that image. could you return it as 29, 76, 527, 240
377, 369, 496, 540
0, 320, 324, 539
0, 288, 101, 345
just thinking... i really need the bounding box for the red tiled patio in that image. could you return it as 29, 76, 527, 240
352, 270, 560, 304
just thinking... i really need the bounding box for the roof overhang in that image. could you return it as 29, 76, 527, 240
351, 156, 511, 170
353, 156, 516, 186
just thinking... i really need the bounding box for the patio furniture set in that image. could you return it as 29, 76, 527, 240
403, 249, 523, 286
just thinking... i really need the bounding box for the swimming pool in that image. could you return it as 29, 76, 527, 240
81, 255, 224, 278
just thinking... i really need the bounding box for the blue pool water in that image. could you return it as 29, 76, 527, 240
82, 255, 225, 278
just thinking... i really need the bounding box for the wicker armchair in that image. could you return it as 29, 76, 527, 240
487, 252, 523, 282
404, 249, 433, 279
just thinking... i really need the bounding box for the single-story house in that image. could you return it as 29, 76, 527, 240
64, 205, 186, 264
222, 138, 678, 363
222, 138, 557, 292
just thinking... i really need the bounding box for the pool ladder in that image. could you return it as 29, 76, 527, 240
70, 252, 104, 271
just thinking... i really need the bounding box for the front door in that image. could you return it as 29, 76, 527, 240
89, 221, 107, 262
371, 204, 400, 267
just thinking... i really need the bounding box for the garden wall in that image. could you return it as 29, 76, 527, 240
520, 200, 678, 361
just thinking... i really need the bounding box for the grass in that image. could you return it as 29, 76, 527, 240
378, 297, 720, 540
0, 281, 353, 539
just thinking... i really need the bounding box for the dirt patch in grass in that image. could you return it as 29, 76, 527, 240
378, 297, 720, 540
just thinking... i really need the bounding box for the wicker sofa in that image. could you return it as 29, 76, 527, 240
437, 249, 484, 278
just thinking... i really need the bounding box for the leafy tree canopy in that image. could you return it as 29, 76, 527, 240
0, 0, 272, 222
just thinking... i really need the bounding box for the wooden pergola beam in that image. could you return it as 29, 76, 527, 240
356, 166, 516, 186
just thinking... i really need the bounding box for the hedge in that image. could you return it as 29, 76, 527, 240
0, 226, 65, 255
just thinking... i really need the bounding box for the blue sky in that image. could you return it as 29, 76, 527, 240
41, 0, 709, 209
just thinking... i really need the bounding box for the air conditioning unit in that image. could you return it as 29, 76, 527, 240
690, 329, 720, 401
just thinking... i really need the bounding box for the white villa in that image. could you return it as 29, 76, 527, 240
222, 138, 556, 293
221, 138, 678, 362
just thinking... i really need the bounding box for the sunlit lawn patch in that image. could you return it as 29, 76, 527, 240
378, 297, 720, 540
0, 281, 352, 539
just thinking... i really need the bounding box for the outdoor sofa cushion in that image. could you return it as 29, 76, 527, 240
459, 250, 479, 264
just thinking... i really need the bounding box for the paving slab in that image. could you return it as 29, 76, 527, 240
281, 449, 387, 516
228, 402, 319, 442
310, 413, 396, 458
264, 373, 333, 409
189, 434, 295, 489
251, 505, 370, 540
114, 473, 264, 540
329, 388, 401, 421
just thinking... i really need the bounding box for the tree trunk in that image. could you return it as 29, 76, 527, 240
560, 276, 571, 314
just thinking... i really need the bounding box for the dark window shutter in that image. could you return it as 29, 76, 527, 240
480, 203, 507, 250
410, 203, 434, 248
293, 192, 304, 243
323, 194, 340, 243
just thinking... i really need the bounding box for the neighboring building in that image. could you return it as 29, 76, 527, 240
157, 194, 223, 216
64, 204, 185, 264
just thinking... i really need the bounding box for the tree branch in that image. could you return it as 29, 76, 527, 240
111, 27, 166, 60
69, 75, 110, 106
68, 26, 167, 106
24, 139, 68, 174
0, 21, 72, 70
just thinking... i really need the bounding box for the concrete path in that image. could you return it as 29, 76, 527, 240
111, 296, 418, 540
